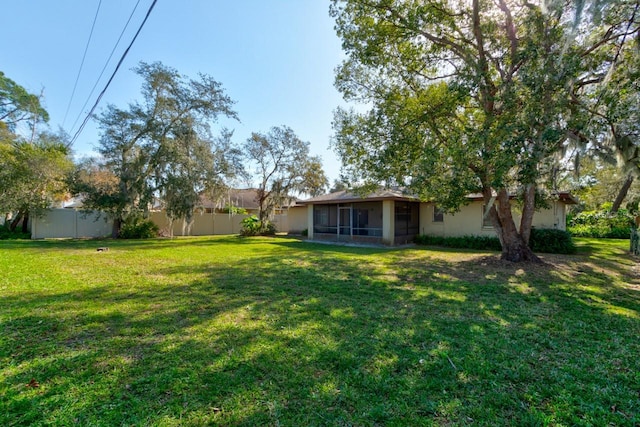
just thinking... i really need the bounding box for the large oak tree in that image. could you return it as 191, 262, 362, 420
0, 131, 72, 232
0, 71, 48, 133
330, 0, 638, 261
71, 62, 241, 237
244, 126, 328, 232
1, 71, 71, 232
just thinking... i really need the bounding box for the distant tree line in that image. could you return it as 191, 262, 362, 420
0, 71, 73, 232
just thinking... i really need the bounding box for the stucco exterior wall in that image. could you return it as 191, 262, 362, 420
382, 200, 395, 245
419, 200, 567, 237
307, 204, 315, 239
287, 206, 308, 234
532, 202, 566, 230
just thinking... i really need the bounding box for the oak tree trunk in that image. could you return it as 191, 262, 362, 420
21, 211, 29, 233
611, 175, 634, 213
257, 189, 271, 233
112, 218, 122, 239
498, 226, 539, 262
486, 188, 541, 263
9, 211, 24, 232
519, 184, 536, 246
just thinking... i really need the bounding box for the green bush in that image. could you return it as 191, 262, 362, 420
415, 228, 576, 254
609, 227, 633, 239
568, 209, 634, 239
240, 215, 276, 236
567, 224, 610, 238
119, 217, 159, 239
0, 224, 30, 240
240, 215, 260, 236
529, 228, 576, 254
221, 205, 248, 215
414, 234, 502, 251
262, 222, 277, 235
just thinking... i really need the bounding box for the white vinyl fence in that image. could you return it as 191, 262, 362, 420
32, 209, 113, 239
31, 209, 294, 239
149, 212, 290, 236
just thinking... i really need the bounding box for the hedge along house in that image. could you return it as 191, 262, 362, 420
299, 189, 578, 246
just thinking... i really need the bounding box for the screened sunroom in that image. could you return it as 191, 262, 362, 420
302, 190, 420, 245
313, 201, 383, 241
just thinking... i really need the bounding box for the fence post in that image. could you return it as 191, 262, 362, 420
631, 228, 640, 256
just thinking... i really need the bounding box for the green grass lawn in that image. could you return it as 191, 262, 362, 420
1, 236, 639, 426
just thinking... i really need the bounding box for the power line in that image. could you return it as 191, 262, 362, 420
68, 0, 142, 135
62, 0, 102, 128
68, 0, 158, 148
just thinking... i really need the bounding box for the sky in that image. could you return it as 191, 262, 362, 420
1, 0, 349, 183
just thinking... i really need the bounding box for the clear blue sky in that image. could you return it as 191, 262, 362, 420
1, 0, 347, 183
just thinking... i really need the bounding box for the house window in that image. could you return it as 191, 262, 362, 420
482, 205, 493, 228
433, 205, 444, 222
313, 205, 337, 234
314, 205, 329, 226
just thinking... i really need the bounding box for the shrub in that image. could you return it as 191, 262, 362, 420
0, 224, 30, 240
240, 215, 260, 236
414, 234, 502, 251
262, 222, 277, 235
221, 205, 248, 215
415, 228, 577, 254
568, 209, 634, 239
529, 228, 576, 254
240, 215, 276, 236
119, 217, 159, 239
567, 224, 610, 238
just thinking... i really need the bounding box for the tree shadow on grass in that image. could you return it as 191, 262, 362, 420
1, 240, 639, 426
0, 234, 251, 251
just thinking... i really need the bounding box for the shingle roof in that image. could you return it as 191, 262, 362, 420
554, 192, 579, 205
299, 189, 418, 204
301, 189, 579, 205
199, 189, 260, 209
199, 188, 299, 209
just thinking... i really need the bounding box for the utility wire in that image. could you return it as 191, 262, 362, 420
69, 0, 158, 148
68, 0, 142, 136
62, 0, 102, 128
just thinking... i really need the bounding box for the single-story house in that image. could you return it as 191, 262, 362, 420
295, 189, 578, 246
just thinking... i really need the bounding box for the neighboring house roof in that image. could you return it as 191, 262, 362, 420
61, 196, 85, 208
302, 189, 579, 205
200, 188, 261, 210
227, 188, 261, 210
554, 192, 580, 205
199, 188, 299, 210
